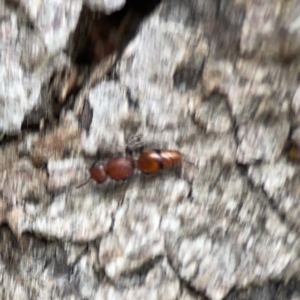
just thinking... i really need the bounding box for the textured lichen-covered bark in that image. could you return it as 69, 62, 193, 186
1, 0, 300, 299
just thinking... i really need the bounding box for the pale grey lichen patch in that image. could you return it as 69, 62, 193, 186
236, 118, 290, 163
202, 59, 272, 124
117, 14, 201, 139
139, 93, 189, 131
0, 61, 39, 134
99, 201, 164, 280
248, 159, 297, 198
249, 160, 300, 232
18, 27, 47, 70
119, 16, 187, 100
81, 81, 129, 155
19, 0, 82, 55
94, 258, 180, 300
170, 162, 300, 300
178, 235, 237, 300
240, 0, 279, 57
292, 85, 300, 122
194, 95, 233, 134
84, 0, 125, 14
0, 274, 29, 300
72, 246, 100, 299
161, 202, 208, 236
47, 158, 87, 192
0, 1, 80, 135
202, 60, 236, 97
31, 191, 117, 242
123, 176, 190, 208
181, 133, 236, 166
202, 58, 291, 126
177, 229, 298, 300
0, 11, 20, 61
227, 82, 273, 124
235, 59, 285, 85
240, 0, 300, 60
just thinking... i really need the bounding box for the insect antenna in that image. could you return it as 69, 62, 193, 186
76, 177, 91, 189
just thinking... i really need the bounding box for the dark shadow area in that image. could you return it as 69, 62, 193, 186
225, 280, 300, 300
69, 0, 162, 66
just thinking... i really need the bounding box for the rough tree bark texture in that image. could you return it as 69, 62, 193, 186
1, 0, 300, 299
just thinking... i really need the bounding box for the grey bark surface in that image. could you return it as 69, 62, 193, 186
1, 0, 300, 299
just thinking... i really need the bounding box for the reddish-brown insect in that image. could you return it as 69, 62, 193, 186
77, 149, 182, 188
137, 149, 182, 174
105, 157, 135, 180
76, 157, 135, 188
76, 162, 106, 188
90, 162, 107, 183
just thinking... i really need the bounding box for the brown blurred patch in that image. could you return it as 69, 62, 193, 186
31, 118, 81, 167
